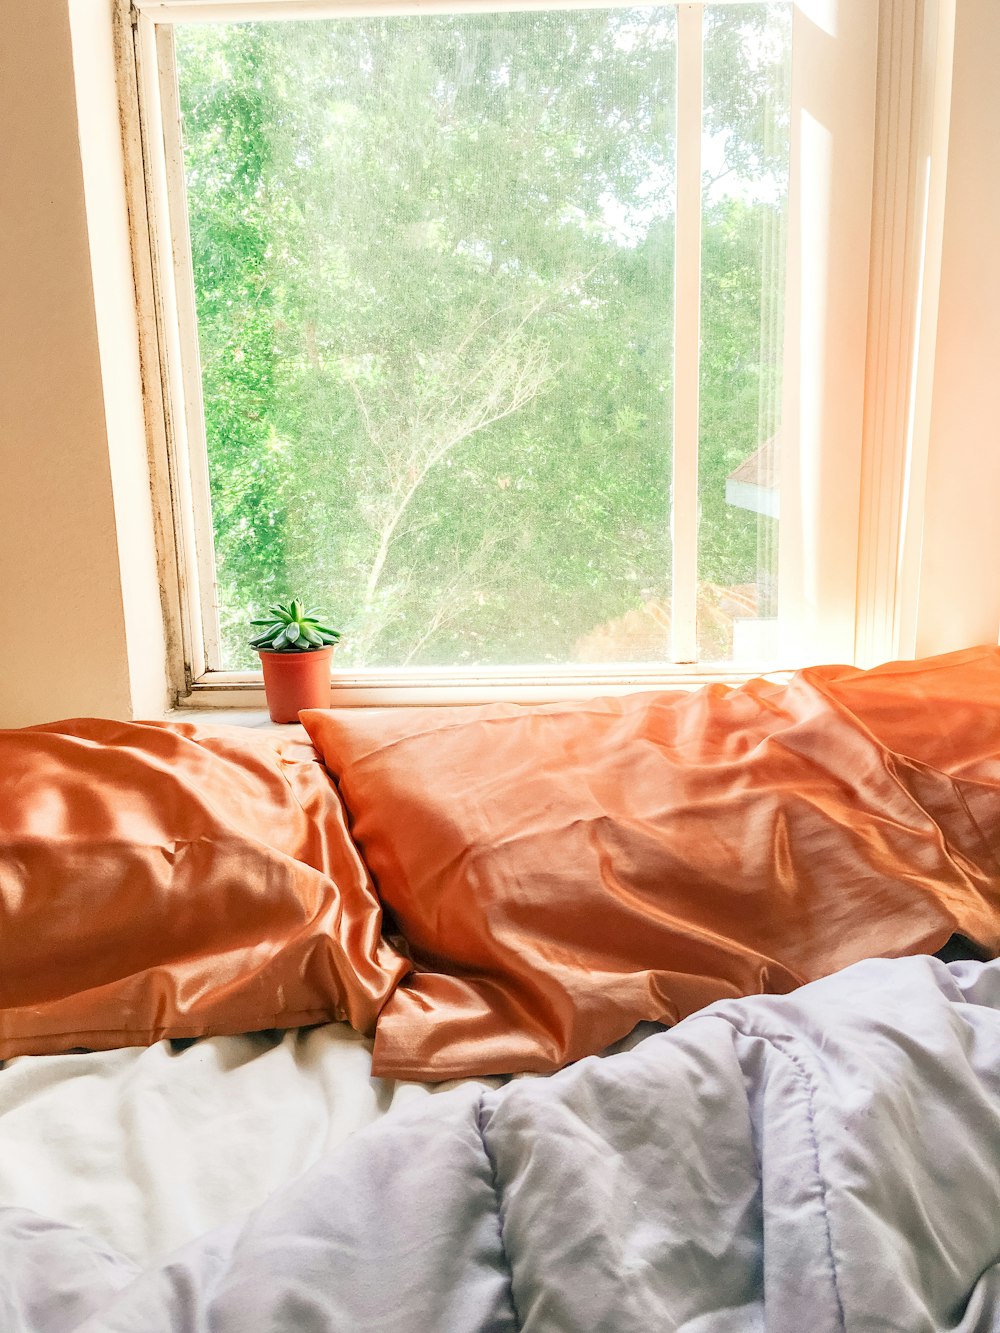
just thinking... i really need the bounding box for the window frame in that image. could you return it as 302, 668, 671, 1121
129, 0, 907, 708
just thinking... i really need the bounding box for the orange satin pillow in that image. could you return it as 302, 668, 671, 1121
0, 719, 408, 1060
302, 646, 1000, 1081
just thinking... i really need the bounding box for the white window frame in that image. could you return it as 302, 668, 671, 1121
126, 0, 940, 708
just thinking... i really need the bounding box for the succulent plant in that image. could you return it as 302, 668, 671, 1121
249, 599, 342, 653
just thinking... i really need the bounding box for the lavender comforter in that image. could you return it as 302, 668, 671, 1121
5, 953, 1000, 1332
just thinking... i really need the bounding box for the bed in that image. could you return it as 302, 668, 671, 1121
2, 646, 999, 1329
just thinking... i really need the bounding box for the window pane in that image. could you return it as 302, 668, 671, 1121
175, 13, 678, 670
697, 3, 791, 664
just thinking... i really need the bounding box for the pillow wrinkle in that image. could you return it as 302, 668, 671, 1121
0, 720, 409, 1059
302, 647, 1000, 1080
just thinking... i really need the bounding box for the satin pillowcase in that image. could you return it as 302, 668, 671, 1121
301, 646, 1000, 1081
0, 718, 407, 1060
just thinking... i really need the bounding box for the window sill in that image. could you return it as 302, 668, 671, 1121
166, 706, 304, 733
174, 663, 790, 712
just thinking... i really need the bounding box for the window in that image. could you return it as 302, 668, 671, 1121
135, 0, 878, 696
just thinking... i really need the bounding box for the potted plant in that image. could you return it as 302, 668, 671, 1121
250, 600, 342, 723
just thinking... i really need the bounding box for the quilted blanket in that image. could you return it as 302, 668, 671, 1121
5, 953, 1000, 1331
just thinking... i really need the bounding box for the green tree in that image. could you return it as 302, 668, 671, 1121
175, 4, 789, 668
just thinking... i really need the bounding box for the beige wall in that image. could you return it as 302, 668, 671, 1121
914, 0, 1000, 655
0, 0, 166, 727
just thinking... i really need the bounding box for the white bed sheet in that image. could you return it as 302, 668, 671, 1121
0, 1023, 502, 1268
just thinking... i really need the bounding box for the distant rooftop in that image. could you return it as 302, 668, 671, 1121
726, 433, 779, 519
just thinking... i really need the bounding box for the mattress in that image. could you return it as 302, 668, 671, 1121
0, 1020, 662, 1270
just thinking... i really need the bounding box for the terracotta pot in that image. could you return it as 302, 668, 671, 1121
258, 647, 334, 723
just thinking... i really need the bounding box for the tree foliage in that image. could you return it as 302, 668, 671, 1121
176, 4, 789, 668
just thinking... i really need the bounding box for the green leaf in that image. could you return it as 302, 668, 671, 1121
285, 622, 300, 643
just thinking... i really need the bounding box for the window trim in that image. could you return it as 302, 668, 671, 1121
128, 0, 932, 708
855, 0, 956, 667
136, 0, 789, 21
670, 2, 704, 665
151, 22, 223, 674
